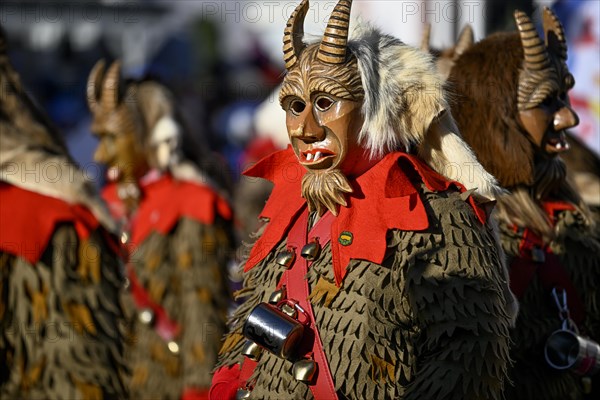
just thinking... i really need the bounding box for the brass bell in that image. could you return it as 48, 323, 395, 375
167, 340, 180, 354
120, 231, 129, 244
268, 288, 287, 304
236, 388, 252, 399
138, 308, 155, 326
293, 358, 317, 382
300, 241, 320, 261
280, 303, 298, 319
241, 340, 262, 361
275, 249, 295, 268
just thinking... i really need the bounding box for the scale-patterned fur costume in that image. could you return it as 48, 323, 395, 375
212, 1, 514, 398
87, 56, 236, 398
500, 206, 600, 400
213, 149, 514, 399
0, 28, 126, 399
0, 214, 126, 400
102, 179, 234, 400
446, 8, 600, 400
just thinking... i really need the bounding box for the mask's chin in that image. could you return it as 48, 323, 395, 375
532, 154, 567, 200
301, 168, 353, 216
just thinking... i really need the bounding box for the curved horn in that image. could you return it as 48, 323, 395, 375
514, 10, 550, 71
87, 60, 106, 114
283, 0, 309, 70
317, 0, 353, 64
542, 6, 567, 62
101, 61, 122, 112
454, 24, 474, 59
421, 23, 431, 51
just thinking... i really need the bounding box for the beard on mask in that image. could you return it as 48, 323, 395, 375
301, 168, 353, 216
532, 154, 567, 201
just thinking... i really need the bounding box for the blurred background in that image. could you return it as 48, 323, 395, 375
1, 0, 598, 184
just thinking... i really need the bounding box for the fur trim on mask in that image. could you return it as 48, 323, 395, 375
348, 25, 502, 199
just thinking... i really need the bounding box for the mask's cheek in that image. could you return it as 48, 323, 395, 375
519, 108, 552, 147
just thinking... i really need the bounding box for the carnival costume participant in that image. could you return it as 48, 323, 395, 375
87, 61, 234, 400
0, 29, 127, 399
448, 8, 600, 399
422, 23, 600, 218
210, 1, 516, 399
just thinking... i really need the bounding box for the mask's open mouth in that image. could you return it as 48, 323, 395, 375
299, 148, 336, 168
545, 132, 570, 154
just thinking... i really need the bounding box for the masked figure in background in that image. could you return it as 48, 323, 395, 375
210, 1, 516, 399
447, 8, 600, 400
422, 22, 600, 220
0, 29, 126, 399
87, 61, 234, 400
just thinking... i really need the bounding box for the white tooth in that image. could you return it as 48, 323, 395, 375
556, 143, 563, 150
314, 151, 322, 161
306, 153, 313, 161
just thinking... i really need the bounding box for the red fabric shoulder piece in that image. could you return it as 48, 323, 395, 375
242, 150, 487, 281
101, 183, 127, 221
0, 182, 99, 263
331, 152, 487, 285
243, 146, 302, 183
131, 175, 231, 246
243, 148, 306, 271
396, 154, 487, 225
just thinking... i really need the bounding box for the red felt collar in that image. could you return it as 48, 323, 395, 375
0, 182, 99, 264
244, 147, 485, 285
102, 173, 232, 246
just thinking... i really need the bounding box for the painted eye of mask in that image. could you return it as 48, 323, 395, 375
315, 96, 334, 112
289, 99, 306, 115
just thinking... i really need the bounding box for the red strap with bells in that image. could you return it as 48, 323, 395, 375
284, 207, 338, 400
238, 206, 338, 399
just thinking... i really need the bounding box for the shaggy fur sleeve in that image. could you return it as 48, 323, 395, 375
0, 225, 126, 399
400, 190, 512, 400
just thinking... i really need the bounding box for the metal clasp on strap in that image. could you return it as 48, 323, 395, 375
551, 287, 578, 333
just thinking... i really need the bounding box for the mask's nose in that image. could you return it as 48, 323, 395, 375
554, 104, 579, 131
291, 108, 325, 143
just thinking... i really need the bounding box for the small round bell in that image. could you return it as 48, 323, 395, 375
293, 358, 317, 382
120, 231, 129, 244
275, 249, 296, 268
268, 288, 286, 304
167, 340, 180, 354
138, 308, 155, 326
236, 388, 251, 399
241, 340, 262, 361
300, 241, 320, 261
